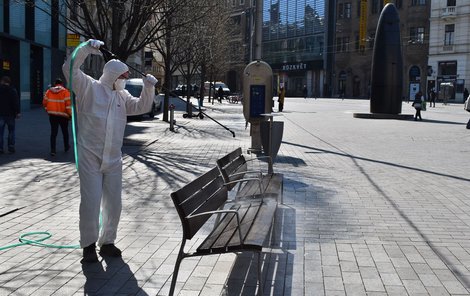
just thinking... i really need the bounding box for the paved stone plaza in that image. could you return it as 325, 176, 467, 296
1, 98, 470, 295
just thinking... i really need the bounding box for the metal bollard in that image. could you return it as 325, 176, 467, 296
169, 104, 175, 132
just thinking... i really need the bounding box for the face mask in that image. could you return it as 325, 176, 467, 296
114, 79, 127, 91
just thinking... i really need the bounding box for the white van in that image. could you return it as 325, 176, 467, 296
125, 78, 161, 118
204, 81, 231, 96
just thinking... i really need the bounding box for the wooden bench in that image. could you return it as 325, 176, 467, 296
217, 147, 284, 204
169, 167, 277, 296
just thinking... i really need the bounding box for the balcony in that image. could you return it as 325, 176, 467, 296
441, 7, 456, 20
442, 45, 454, 52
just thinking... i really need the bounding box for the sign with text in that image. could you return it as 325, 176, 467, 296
359, 0, 368, 50
67, 34, 80, 47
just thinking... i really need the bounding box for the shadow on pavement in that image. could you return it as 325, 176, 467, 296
419, 118, 466, 125
82, 257, 148, 295
223, 205, 296, 295
283, 139, 470, 290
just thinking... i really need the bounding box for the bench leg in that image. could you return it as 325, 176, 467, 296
169, 241, 186, 296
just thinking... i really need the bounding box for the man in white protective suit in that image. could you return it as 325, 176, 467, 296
63, 39, 158, 263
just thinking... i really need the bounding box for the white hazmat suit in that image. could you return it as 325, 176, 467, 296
63, 41, 156, 248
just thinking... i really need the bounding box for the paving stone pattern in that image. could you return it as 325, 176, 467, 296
1, 98, 470, 295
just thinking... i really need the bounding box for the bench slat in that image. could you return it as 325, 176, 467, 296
243, 200, 277, 247
197, 200, 276, 253
171, 167, 228, 240
236, 173, 283, 199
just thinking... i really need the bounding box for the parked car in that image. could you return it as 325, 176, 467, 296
125, 78, 161, 119
174, 84, 199, 97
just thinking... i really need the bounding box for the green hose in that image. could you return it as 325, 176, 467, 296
0, 41, 95, 252
0, 232, 80, 251
69, 41, 90, 171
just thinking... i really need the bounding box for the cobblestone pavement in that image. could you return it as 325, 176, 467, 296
1, 98, 470, 296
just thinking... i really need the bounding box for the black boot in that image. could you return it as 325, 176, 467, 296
81, 243, 98, 264
99, 244, 122, 257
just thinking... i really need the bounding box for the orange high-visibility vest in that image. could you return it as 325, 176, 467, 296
43, 85, 72, 118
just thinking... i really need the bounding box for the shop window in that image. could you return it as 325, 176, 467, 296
438, 61, 457, 76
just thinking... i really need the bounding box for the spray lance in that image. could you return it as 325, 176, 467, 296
98, 46, 236, 138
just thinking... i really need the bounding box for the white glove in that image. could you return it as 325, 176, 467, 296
88, 39, 104, 49
143, 74, 158, 87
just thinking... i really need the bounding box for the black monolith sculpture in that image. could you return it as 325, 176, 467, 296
370, 3, 403, 114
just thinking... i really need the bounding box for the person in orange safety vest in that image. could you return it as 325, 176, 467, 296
43, 78, 72, 156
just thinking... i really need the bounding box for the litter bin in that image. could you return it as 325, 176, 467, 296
260, 113, 284, 173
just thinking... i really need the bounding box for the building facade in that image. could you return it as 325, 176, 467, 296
428, 0, 470, 102
0, 0, 67, 110
261, 0, 326, 97
224, 0, 255, 94
331, 0, 430, 100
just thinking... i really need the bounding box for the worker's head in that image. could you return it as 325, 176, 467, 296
100, 59, 129, 90
54, 78, 63, 86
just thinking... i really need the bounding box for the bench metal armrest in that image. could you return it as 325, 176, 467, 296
188, 209, 243, 244
230, 170, 263, 180
245, 156, 273, 174
225, 177, 265, 200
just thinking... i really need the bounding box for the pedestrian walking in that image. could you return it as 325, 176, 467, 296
412, 91, 424, 121
43, 78, 72, 156
0, 76, 21, 154
63, 39, 158, 264
218, 86, 224, 103
302, 85, 308, 99
464, 88, 469, 102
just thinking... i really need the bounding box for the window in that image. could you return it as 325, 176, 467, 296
444, 24, 454, 45
447, 0, 456, 6
338, 3, 351, 19
411, 0, 426, 6
410, 27, 425, 44
336, 36, 350, 52
240, 0, 245, 5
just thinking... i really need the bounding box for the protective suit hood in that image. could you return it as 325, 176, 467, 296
99, 59, 129, 89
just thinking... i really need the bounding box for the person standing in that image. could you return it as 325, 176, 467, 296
429, 89, 436, 108
0, 76, 20, 154
63, 39, 158, 263
302, 85, 308, 99
412, 91, 424, 121
217, 85, 224, 103
43, 78, 72, 156
278, 85, 286, 112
